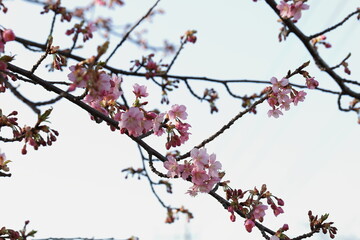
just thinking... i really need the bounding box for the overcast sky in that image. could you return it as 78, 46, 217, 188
1, 1, 360, 240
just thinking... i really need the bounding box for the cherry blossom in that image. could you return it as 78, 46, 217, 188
153, 113, 165, 136
277, 1, 292, 19
291, 1, 309, 21
133, 83, 149, 98
118, 107, 145, 137
164, 155, 183, 178
268, 108, 283, 118
168, 104, 188, 120
270, 77, 289, 93
306, 77, 319, 89
293, 90, 307, 106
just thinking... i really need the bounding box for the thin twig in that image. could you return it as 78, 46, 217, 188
309, 9, 360, 39
138, 146, 168, 208
179, 92, 269, 160
166, 40, 185, 73
330, 53, 351, 70
0, 75, 40, 114
105, 0, 161, 63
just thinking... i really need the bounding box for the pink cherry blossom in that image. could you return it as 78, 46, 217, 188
164, 155, 183, 178
106, 74, 123, 100
190, 148, 209, 167
270, 77, 289, 93
2, 29, 15, 42
153, 113, 165, 136
180, 160, 193, 180
292, 90, 307, 106
244, 219, 255, 233
291, 1, 309, 21
191, 168, 209, 186
67, 65, 87, 89
168, 104, 188, 120
208, 153, 222, 178
133, 83, 149, 98
253, 204, 268, 220
118, 107, 144, 136
267, 108, 283, 118
277, 1, 292, 19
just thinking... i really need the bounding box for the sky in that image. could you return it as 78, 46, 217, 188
1, 1, 360, 240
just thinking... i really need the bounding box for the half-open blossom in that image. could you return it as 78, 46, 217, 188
273, 206, 284, 216
306, 77, 319, 89
244, 219, 255, 233
253, 204, 268, 220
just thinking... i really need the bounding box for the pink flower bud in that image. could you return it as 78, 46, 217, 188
2, 29, 15, 42
277, 198, 285, 206
282, 223, 289, 231
244, 219, 255, 233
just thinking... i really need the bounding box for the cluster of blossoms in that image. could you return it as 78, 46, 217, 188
276, 0, 309, 21
0, 29, 15, 53
68, 65, 191, 148
226, 185, 285, 233
267, 75, 318, 118
67, 63, 123, 116
117, 95, 191, 149
164, 148, 223, 196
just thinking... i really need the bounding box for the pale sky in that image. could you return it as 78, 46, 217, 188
1, 1, 360, 240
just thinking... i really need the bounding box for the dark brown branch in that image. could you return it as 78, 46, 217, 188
7, 63, 168, 163
14, 37, 339, 95
0, 171, 12, 177
34, 95, 63, 106
1, 75, 40, 114
138, 146, 168, 208
0, 136, 24, 142
309, 9, 360, 39
330, 53, 351, 70
264, 0, 360, 100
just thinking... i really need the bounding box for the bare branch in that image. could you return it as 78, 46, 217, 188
105, 0, 161, 63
